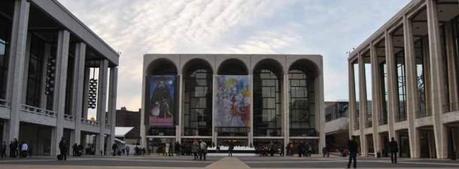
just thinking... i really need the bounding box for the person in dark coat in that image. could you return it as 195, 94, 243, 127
0, 141, 6, 158
228, 142, 234, 157
347, 138, 358, 169
59, 138, 68, 160
389, 137, 398, 164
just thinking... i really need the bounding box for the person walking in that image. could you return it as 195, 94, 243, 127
10, 139, 18, 158
389, 137, 398, 164
59, 137, 68, 161
125, 146, 130, 156
165, 142, 170, 157
112, 143, 118, 156
199, 140, 207, 161
347, 138, 358, 169
228, 142, 234, 157
192, 140, 199, 160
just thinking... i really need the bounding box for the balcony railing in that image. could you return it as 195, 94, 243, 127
64, 114, 74, 121
22, 104, 56, 117
81, 119, 98, 126
0, 99, 9, 108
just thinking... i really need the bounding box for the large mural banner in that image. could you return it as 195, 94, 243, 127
147, 75, 177, 127
215, 75, 251, 127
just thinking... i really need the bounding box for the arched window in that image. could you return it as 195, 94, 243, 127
289, 59, 318, 137
253, 59, 282, 137
183, 59, 213, 136
145, 59, 178, 136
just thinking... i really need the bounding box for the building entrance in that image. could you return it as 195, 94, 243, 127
397, 130, 410, 158
447, 124, 459, 160
419, 127, 436, 158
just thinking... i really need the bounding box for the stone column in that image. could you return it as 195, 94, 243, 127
72, 43, 86, 145
6, 0, 30, 144
348, 61, 355, 138
82, 68, 90, 120
212, 74, 217, 146
283, 73, 289, 155
403, 15, 420, 158
385, 31, 397, 140
358, 54, 368, 156
52, 30, 71, 156
370, 44, 381, 157
108, 67, 118, 154
317, 65, 326, 155
177, 74, 183, 143
140, 73, 147, 148
426, 0, 448, 159
96, 60, 108, 155
249, 74, 253, 146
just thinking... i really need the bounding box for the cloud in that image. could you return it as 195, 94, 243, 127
57, 0, 410, 109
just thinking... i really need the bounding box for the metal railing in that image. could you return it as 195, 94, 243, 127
81, 119, 98, 126
0, 99, 8, 108
22, 104, 56, 117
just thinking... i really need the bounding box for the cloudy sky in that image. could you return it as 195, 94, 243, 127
57, 0, 410, 111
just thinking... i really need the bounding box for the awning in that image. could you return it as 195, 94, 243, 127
115, 127, 134, 137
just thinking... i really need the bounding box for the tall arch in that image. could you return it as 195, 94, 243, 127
182, 59, 213, 136
288, 59, 319, 137
217, 58, 248, 75
145, 58, 178, 136
253, 59, 283, 137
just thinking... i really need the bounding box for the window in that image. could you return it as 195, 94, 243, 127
25, 35, 45, 107
395, 51, 407, 122
289, 69, 315, 136
0, 14, 12, 99
254, 69, 281, 136
183, 68, 212, 136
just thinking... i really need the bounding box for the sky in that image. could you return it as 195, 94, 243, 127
57, 0, 410, 111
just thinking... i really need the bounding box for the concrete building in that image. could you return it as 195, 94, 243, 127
116, 107, 141, 144
348, 0, 459, 159
324, 101, 349, 153
141, 54, 324, 154
0, 0, 119, 156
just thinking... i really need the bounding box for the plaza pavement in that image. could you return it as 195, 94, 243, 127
1, 155, 459, 169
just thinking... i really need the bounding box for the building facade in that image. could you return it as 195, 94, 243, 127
0, 0, 119, 156
348, 0, 459, 159
116, 107, 141, 144
141, 54, 324, 154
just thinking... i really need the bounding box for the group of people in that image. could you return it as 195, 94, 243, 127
111, 144, 132, 156
0, 138, 30, 159
346, 137, 399, 168
191, 140, 208, 160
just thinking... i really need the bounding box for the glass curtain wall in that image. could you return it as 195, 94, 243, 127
25, 34, 45, 107
289, 69, 315, 136
183, 66, 212, 136
414, 37, 428, 117
254, 68, 281, 137
395, 50, 407, 122
364, 61, 372, 128
380, 60, 388, 125
0, 9, 12, 100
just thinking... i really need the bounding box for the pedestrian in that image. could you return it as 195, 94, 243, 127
191, 140, 199, 160
72, 143, 78, 156
112, 143, 118, 156
165, 142, 170, 157
126, 146, 130, 156
1, 141, 6, 159
175, 142, 181, 156
228, 141, 234, 157
199, 140, 207, 161
298, 142, 305, 157
347, 138, 358, 169
20, 142, 28, 158
169, 142, 173, 156
59, 137, 68, 160
389, 137, 398, 164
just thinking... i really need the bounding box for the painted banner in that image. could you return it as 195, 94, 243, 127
215, 75, 251, 127
147, 75, 177, 127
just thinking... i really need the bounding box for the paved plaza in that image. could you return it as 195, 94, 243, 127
1, 155, 459, 169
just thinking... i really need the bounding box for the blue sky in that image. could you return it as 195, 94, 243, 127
58, 0, 410, 111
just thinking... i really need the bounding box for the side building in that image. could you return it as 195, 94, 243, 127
324, 101, 349, 154
116, 107, 141, 144
348, 0, 459, 159
0, 0, 119, 156
141, 54, 325, 155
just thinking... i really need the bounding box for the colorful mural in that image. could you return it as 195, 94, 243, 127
147, 75, 177, 127
215, 75, 251, 127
